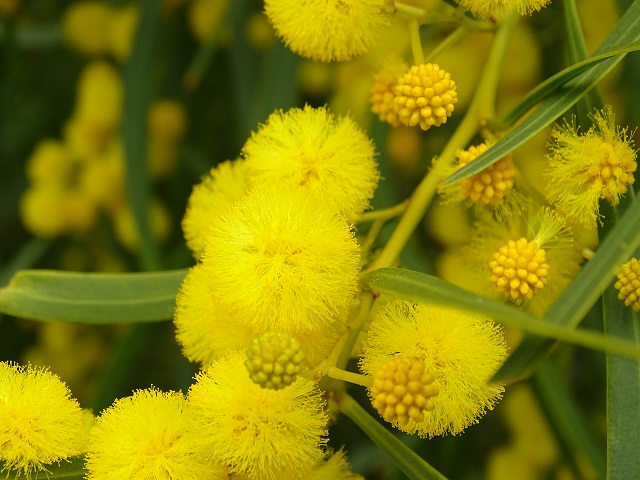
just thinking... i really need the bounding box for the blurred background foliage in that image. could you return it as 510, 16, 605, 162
0, 0, 638, 478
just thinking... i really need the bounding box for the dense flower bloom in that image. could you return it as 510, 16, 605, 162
0, 362, 85, 476
242, 106, 379, 222
360, 300, 507, 437
370, 356, 438, 427
202, 186, 360, 333
615, 257, 640, 312
264, 0, 390, 62
174, 263, 341, 368
186, 352, 327, 479
182, 159, 252, 259
440, 142, 520, 217
546, 106, 637, 229
245, 331, 305, 390
86, 389, 223, 480
393, 63, 458, 131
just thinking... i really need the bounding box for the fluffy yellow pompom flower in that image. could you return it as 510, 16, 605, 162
264, 0, 390, 62
360, 301, 507, 437
0, 362, 85, 476
394, 63, 458, 131
174, 263, 340, 367
174, 263, 255, 366
370, 59, 407, 128
615, 257, 640, 312
242, 105, 379, 222
185, 352, 327, 480
270, 450, 364, 480
202, 186, 360, 333
546, 106, 637, 229
86, 389, 224, 480
455, 0, 551, 19
182, 159, 252, 259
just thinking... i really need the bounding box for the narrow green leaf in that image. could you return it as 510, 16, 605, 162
493, 192, 640, 382
360, 268, 640, 360
340, 394, 448, 480
531, 360, 606, 477
562, 0, 605, 120
0, 269, 187, 324
121, 0, 162, 271
499, 42, 640, 128
443, 0, 640, 186
2, 455, 85, 479
603, 283, 640, 477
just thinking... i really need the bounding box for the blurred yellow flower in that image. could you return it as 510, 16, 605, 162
0, 362, 85, 477
264, 0, 390, 62
62, 1, 112, 56
360, 300, 507, 437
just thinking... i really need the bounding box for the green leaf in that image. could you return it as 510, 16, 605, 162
493, 191, 640, 382
2, 455, 85, 479
532, 360, 606, 477
0, 269, 187, 324
562, 0, 605, 121
360, 268, 640, 360
121, 0, 163, 271
340, 394, 448, 480
603, 280, 640, 477
499, 42, 640, 128
442, 0, 640, 186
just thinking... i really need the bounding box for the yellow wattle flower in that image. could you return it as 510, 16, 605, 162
370, 356, 438, 427
245, 331, 305, 390
454, 0, 551, 19
615, 257, 640, 312
360, 301, 507, 437
489, 237, 548, 302
546, 106, 637, 229
457, 143, 517, 206
201, 186, 360, 333
185, 352, 327, 479
370, 59, 407, 128
0, 362, 85, 476
393, 63, 458, 131
264, 0, 390, 62
241, 105, 379, 223
182, 159, 252, 259
86, 389, 224, 480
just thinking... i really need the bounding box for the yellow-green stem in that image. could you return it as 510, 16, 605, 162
365, 9, 520, 272
425, 24, 468, 63
335, 292, 374, 371
359, 201, 409, 223
328, 367, 373, 387
409, 20, 424, 65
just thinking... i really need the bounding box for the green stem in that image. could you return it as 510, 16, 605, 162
367, 10, 520, 272
328, 367, 373, 387
359, 201, 408, 223
335, 292, 374, 371
425, 25, 468, 63
339, 394, 448, 480
409, 20, 425, 65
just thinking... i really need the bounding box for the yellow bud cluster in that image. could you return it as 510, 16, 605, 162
370, 66, 403, 127
584, 138, 636, 204
393, 63, 457, 131
370, 356, 438, 427
457, 144, 517, 205
489, 237, 549, 302
245, 331, 305, 390
615, 257, 640, 312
